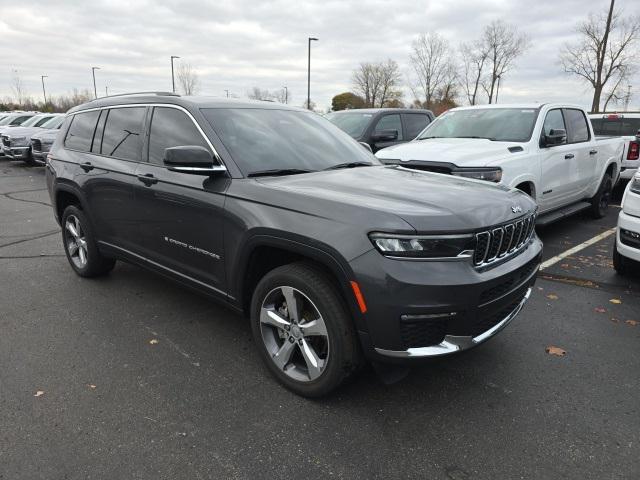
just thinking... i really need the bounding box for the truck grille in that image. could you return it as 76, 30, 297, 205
473, 213, 536, 267
31, 139, 42, 152
1, 135, 9, 148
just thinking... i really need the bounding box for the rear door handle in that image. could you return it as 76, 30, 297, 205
589, 150, 598, 155
137, 173, 158, 186
80, 162, 94, 172
564, 154, 575, 159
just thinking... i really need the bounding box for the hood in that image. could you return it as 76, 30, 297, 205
376, 138, 525, 167
0, 126, 44, 138
254, 165, 535, 233
30, 128, 60, 140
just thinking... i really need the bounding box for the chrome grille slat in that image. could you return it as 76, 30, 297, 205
473, 213, 536, 267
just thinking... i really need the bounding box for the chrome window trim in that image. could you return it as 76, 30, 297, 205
66, 103, 226, 168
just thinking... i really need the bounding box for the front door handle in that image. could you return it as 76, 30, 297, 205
137, 173, 158, 186
80, 162, 94, 172
589, 150, 598, 155
564, 154, 575, 159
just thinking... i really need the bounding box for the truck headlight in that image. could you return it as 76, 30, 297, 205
630, 177, 640, 195
10, 136, 28, 146
452, 167, 502, 183
369, 233, 474, 259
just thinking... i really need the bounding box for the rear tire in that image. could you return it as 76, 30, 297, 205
589, 173, 612, 219
61, 205, 115, 278
250, 262, 362, 397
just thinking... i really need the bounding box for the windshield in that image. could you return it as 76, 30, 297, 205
202, 108, 378, 175
20, 115, 48, 127
40, 116, 64, 129
591, 117, 640, 137
0, 115, 26, 126
418, 108, 539, 142
325, 112, 373, 138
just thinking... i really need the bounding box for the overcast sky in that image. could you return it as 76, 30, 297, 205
0, 0, 638, 111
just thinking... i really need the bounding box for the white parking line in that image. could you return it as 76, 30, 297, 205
539, 228, 617, 271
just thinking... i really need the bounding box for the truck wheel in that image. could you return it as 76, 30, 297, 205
250, 262, 362, 397
613, 242, 628, 275
589, 173, 612, 219
61, 205, 115, 277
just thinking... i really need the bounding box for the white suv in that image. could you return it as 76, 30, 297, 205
614, 172, 640, 274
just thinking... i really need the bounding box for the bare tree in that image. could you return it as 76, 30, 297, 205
560, 0, 639, 113
10, 71, 26, 106
247, 87, 273, 101
352, 59, 402, 107
602, 66, 632, 111
272, 88, 289, 104
409, 33, 456, 109
176, 62, 200, 96
480, 20, 529, 103
460, 42, 489, 105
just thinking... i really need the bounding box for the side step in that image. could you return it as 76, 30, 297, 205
536, 201, 591, 227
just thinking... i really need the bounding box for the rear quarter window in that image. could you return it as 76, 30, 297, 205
64, 111, 101, 152
564, 109, 590, 143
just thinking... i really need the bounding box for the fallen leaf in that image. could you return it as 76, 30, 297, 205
560, 263, 569, 269
88, 384, 96, 389
610, 317, 620, 323
609, 299, 622, 304
149, 339, 159, 345
546, 294, 559, 300
626, 320, 638, 327
594, 307, 606, 313
546, 346, 566, 357
34, 390, 45, 397
537, 287, 544, 291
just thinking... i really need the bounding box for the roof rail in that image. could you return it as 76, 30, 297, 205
91, 91, 180, 102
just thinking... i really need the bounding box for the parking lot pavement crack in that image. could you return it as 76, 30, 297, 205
0, 254, 64, 259
539, 272, 640, 297
0, 230, 60, 249
1, 191, 51, 207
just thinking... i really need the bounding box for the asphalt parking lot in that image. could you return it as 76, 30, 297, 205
1, 159, 639, 480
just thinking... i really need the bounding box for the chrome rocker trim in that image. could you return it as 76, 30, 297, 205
374, 287, 531, 358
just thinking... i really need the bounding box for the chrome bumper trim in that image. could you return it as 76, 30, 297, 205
374, 288, 531, 358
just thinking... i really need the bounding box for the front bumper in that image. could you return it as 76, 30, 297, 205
351, 235, 542, 361
617, 211, 640, 263
7, 146, 30, 160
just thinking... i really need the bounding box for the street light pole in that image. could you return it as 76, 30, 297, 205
41, 75, 48, 108
495, 75, 501, 104
307, 37, 318, 110
105, 86, 109, 96
171, 55, 180, 93
224, 89, 229, 98
283, 86, 288, 104
91, 67, 100, 99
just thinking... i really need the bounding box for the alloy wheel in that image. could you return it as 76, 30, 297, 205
259, 286, 330, 382
64, 215, 88, 268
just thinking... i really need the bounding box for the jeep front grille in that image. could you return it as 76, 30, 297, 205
473, 213, 536, 266
31, 139, 42, 152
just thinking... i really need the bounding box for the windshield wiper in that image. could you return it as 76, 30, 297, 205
453, 136, 497, 141
323, 161, 373, 171
247, 168, 314, 178
417, 136, 444, 140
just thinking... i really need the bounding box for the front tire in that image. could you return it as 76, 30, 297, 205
61, 205, 115, 277
590, 173, 612, 219
613, 242, 628, 275
250, 262, 362, 397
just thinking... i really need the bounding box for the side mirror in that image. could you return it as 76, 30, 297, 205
359, 141, 373, 153
543, 128, 567, 147
163, 146, 226, 175
371, 129, 398, 142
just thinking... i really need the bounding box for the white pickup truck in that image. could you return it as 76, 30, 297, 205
376, 104, 625, 224
589, 112, 640, 182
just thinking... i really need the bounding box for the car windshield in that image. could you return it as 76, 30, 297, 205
202, 108, 378, 175
19, 116, 45, 127
0, 115, 23, 126
591, 117, 640, 137
325, 112, 374, 138
40, 116, 64, 129
418, 108, 539, 142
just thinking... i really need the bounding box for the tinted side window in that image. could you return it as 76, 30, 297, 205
404, 113, 431, 139
64, 111, 101, 152
374, 114, 403, 140
101, 107, 146, 161
542, 109, 566, 137
10, 116, 32, 125
148, 107, 210, 165
564, 109, 589, 143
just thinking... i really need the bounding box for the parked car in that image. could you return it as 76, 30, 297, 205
0, 113, 39, 157
31, 120, 64, 165
589, 112, 640, 182
613, 172, 640, 274
46, 93, 541, 396
2, 114, 63, 165
325, 108, 434, 153
376, 104, 625, 225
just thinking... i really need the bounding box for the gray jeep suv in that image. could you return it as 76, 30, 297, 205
46, 93, 541, 396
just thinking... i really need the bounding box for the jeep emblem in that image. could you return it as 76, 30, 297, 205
511, 205, 522, 213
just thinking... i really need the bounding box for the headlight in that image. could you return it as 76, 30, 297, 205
369, 233, 474, 259
630, 177, 640, 194
452, 167, 503, 183
10, 136, 28, 146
